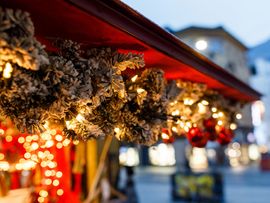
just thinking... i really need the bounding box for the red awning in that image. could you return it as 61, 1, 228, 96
1, 0, 261, 101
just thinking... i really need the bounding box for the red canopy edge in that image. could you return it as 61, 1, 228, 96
1, 0, 261, 102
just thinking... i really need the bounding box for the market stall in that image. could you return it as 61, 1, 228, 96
0, 0, 260, 203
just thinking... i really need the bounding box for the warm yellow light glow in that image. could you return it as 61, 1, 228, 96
0, 153, 4, 160
57, 189, 64, 196
31, 142, 39, 151
56, 143, 63, 149
136, 88, 145, 94
183, 98, 194, 105
0, 129, 4, 135
236, 113, 242, 120
32, 134, 39, 141
53, 179, 60, 186
38, 197, 45, 203
218, 112, 224, 117
212, 113, 218, 118
45, 170, 52, 177
26, 136, 32, 142
114, 127, 121, 134
131, 75, 138, 82
198, 103, 207, 114
45, 179, 52, 185
56, 171, 63, 178
172, 126, 178, 133
230, 123, 237, 130
73, 140, 79, 145
195, 40, 208, 51
171, 110, 180, 116
186, 122, 192, 128
39, 189, 49, 197
161, 132, 170, 140
5, 135, 13, 142
217, 120, 223, 126
184, 126, 190, 132
211, 107, 217, 112
24, 152, 31, 159
201, 100, 209, 105
0, 161, 9, 171
55, 134, 63, 142
41, 161, 47, 168
63, 139, 71, 146
18, 137, 25, 144
3, 62, 13, 78
45, 140, 54, 148
76, 114, 85, 123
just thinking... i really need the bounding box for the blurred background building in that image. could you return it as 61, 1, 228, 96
249, 39, 270, 147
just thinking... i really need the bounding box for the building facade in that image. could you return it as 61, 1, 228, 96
249, 40, 270, 146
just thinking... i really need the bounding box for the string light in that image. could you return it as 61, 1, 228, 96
136, 88, 145, 94
236, 113, 242, 120
131, 75, 138, 82
171, 110, 180, 116
230, 123, 237, 130
3, 62, 13, 79
211, 107, 217, 112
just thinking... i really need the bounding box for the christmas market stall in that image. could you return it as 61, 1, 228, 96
0, 0, 261, 203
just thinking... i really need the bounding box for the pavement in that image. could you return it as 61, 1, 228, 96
133, 165, 270, 203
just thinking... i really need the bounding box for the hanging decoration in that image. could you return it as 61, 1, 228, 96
167, 80, 243, 147
0, 6, 244, 147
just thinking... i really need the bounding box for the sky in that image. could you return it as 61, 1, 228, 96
122, 0, 270, 48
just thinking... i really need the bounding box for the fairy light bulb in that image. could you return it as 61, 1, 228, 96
76, 114, 85, 122
236, 113, 242, 120
183, 98, 194, 105
161, 132, 170, 139
53, 179, 60, 186
172, 126, 178, 133
131, 75, 138, 82
57, 189, 64, 196
3, 62, 13, 78
211, 107, 217, 112
172, 110, 180, 116
136, 88, 145, 94
230, 123, 237, 130
201, 100, 209, 105
56, 171, 63, 178
217, 120, 223, 126
0, 153, 4, 160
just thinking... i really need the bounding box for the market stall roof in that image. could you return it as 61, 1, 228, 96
1, 0, 261, 101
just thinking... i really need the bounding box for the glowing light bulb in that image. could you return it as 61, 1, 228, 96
45, 179, 52, 185
3, 62, 13, 78
172, 126, 178, 133
38, 197, 45, 203
56, 143, 63, 149
57, 189, 64, 196
236, 113, 242, 120
0, 153, 4, 160
161, 133, 170, 139
76, 114, 85, 122
5, 135, 13, 142
55, 134, 63, 142
53, 179, 60, 186
217, 120, 223, 126
56, 171, 63, 178
171, 110, 180, 116
195, 40, 208, 51
0, 129, 4, 135
131, 75, 138, 82
211, 107, 217, 112
18, 137, 25, 144
218, 112, 224, 117
183, 98, 194, 105
31, 142, 39, 150
201, 100, 209, 105
136, 88, 145, 94
230, 123, 237, 130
